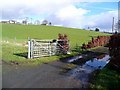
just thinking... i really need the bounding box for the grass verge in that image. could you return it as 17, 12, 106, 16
2, 43, 80, 66
89, 64, 120, 90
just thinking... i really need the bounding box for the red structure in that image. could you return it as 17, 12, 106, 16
81, 34, 120, 68
82, 36, 110, 50
57, 33, 69, 54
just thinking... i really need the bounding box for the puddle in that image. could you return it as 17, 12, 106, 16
67, 55, 83, 63
67, 54, 110, 87
85, 55, 110, 69
61, 51, 103, 64
60, 54, 88, 63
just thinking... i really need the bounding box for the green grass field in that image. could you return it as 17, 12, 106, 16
1, 23, 110, 65
2, 23, 110, 48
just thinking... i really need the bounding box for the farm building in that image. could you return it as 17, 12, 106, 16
9, 20, 17, 24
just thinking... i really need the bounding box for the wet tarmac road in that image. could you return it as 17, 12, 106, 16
2, 61, 82, 88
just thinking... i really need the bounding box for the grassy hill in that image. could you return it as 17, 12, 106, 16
2, 23, 110, 48
1, 23, 110, 65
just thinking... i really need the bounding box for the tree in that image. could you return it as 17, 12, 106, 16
22, 20, 27, 24
95, 28, 99, 32
49, 22, 52, 26
41, 20, 48, 25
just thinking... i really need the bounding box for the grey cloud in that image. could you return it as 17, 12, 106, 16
0, 0, 118, 32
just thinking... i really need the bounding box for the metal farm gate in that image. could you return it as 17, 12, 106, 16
28, 39, 70, 58
28, 39, 57, 58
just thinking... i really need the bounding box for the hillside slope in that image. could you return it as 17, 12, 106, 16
2, 24, 110, 48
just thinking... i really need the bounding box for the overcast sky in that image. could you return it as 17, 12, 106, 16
1, 0, 119, 32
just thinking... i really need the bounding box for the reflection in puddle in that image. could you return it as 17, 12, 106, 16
85, 55, 110, 69
67, 55, 83, 63
67, 54, 110, 87
66, 54, 89, 63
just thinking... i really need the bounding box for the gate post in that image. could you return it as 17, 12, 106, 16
28, 38, 31, 59
30, 39, 33, 58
